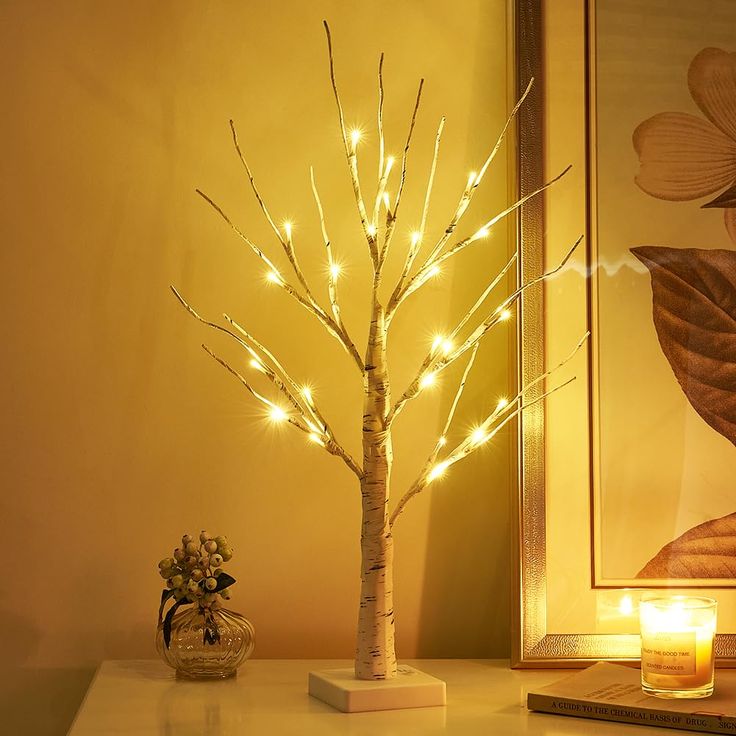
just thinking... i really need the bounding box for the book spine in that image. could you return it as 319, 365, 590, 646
527, 694, 736, 734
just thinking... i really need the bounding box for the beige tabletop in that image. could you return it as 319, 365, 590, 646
67, 659, 668, 736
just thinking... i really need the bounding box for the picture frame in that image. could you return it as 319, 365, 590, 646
510, 0, 736, 667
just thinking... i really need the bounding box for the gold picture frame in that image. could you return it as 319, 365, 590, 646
510, 0, 736, 667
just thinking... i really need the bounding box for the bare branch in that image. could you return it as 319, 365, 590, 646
323, 21, 376, 264
196, 188, 364, 372
310, 167, 342, 327
201, 344, 308, 434
196, 189, 282, 276
391, 166, 572, 316
387, 236, 580, 425
377, 53, 385, 182
390, 374, 578, 527
381, 84, 429, 274
230, 120, 319, 305
393, 114, 442, 294
414, 78, 535, 273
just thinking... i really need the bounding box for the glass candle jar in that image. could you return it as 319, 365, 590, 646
639, 596, 717, 698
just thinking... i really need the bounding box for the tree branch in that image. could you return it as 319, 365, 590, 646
196, 188, 364, 372
390, 371, 579, 527
389, 166, 572, 317
323, 20, 377, 265
172, 287, 363, 479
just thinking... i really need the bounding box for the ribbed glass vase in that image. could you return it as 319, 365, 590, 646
156, 603, 255, 679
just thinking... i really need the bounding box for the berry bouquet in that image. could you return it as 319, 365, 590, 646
157, 531, 237, 649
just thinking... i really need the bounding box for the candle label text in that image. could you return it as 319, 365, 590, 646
641, 632, 696, 675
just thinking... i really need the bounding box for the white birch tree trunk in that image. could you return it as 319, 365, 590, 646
355, 298, 397, 680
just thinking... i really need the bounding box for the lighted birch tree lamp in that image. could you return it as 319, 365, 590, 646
172, 22, 585, 712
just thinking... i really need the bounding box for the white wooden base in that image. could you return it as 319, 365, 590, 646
308, 664, 447, 712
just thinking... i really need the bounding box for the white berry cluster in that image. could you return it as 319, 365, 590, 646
158, 531, 233, 606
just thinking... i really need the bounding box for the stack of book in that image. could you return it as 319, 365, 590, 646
528, 662, 736, 734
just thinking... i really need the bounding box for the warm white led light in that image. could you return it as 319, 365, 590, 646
420, 372, 436, 389
329, 263, 341, 279
428, 461, 450, 482
499, 309, 512, 321
350, 129, 362, 146
367, 224, 377, 237
266, 271, 283, 285
270, 406, 287, 422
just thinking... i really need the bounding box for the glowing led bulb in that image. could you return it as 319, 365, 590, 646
619, 594, 634, 616
383, 192, 390, 210
367, 224, 377, 238
283, 221, 292, 240
420, 372, 437, 389
441, 339, 453, 355
329, 263, 341, 279
438, 436, 447, 447
496, 397, 509, 411
432, 335, 444, 352
499, 309, 512, 321
350, 129, 361, 147
301, 387, 313, 404
473, 227, 490, 240
250, 359, 265, 372
411, 231, 421, 246
270, 406, 287, 422
308, 432, 325, 446
266, 271, 283, 285
467, 171, 477, 188
385, 156, 395, 172
428, 461, 450, 482
471, 427, 488, 444
428, 265, 441, 277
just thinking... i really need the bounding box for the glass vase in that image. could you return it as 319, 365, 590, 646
156, 602, 255, 679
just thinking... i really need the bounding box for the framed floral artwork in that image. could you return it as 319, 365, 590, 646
511, 0, 736, 666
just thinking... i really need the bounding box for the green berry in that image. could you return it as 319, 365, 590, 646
159, 568, 171, 579
213, 568, 223, 577
199, 556, 210, 569
219, 588, 231, 600
191, 568, 204, 581
185, 541, 199, 556
182, 534, 194, 546
173, 548, 185, 562
171, 574, 184, 587
199, 530, 212, 544
220, 547, 233, 562
204, 540, 217, 554
210, 554, 223, 567
184, 555, 197, 568
205, 577, 217, 591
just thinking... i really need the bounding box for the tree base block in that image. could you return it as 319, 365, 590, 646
308, 664, 447, 712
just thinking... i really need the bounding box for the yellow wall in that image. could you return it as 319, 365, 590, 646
0, 0, 512, 732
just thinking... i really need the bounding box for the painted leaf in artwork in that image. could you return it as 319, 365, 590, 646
631, 246, 736, 445
637, 512, 736, 578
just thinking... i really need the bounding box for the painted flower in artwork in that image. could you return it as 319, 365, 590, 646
631, 47, 736, 581
633, 47, 736, 243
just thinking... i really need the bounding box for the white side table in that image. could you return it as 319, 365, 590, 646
68, 659, 665, 735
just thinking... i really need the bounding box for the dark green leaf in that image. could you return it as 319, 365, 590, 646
163, 598, 189, 649
213, 572, 236, 593
157, 588, 176, 628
